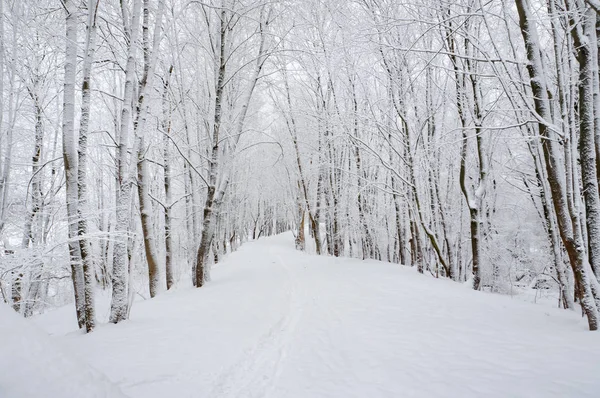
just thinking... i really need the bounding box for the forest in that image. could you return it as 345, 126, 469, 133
3, 0, 600, 396
2, 0, 600, 335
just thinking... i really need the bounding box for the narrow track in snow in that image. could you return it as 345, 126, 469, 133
208, 245, 305, 398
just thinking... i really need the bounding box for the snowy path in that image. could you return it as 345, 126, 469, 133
34, 233, 600, 398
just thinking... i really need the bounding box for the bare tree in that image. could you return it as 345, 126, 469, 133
62, 0, 88, 330
110, 0, 143, 324
514, 0, 599, 330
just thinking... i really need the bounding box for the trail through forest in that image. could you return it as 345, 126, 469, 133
3, 2, 600, 396
9, 233, 600, 397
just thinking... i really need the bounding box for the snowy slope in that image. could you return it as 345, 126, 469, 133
0, 303, 128, 398
29, 232, 600, 398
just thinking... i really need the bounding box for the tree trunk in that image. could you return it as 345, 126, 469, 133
515, 0, 599, 330
0, 0, 8, 236
572, 7, 600, 278
134, 0, 165, 298
110, 0, 143, 324
163, 66, 175, 290
444, 20, 487, 290
196, 4, 269, 284
295, 189, 306, 250
76, 0, 99, 333
196, 6, 227, 288
62, 0, 87, 330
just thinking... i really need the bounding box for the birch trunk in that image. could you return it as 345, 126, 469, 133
196, 6, 227, 288
76, 0, 100, 332
162, 66, 175, 290
15, 92, 44, 313
350, 78, 373, 260
295, 189, 306, 250
62, 0, 86, 329
0, 7, 15, 238
110, 0, 143, 323
572, 8, 600, 278
0, 0, 7, 235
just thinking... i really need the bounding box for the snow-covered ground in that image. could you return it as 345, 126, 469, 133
4, 232, 600, 397
0, 302, 127, 398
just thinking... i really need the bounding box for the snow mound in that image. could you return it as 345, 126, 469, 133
0, 303, 128, 398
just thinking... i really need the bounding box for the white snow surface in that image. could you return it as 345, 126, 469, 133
0, 303, 128, 398
16, 233, 600, 397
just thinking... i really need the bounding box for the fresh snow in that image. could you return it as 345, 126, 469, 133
0, 302, 127, 398
6, 233, 600, 397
